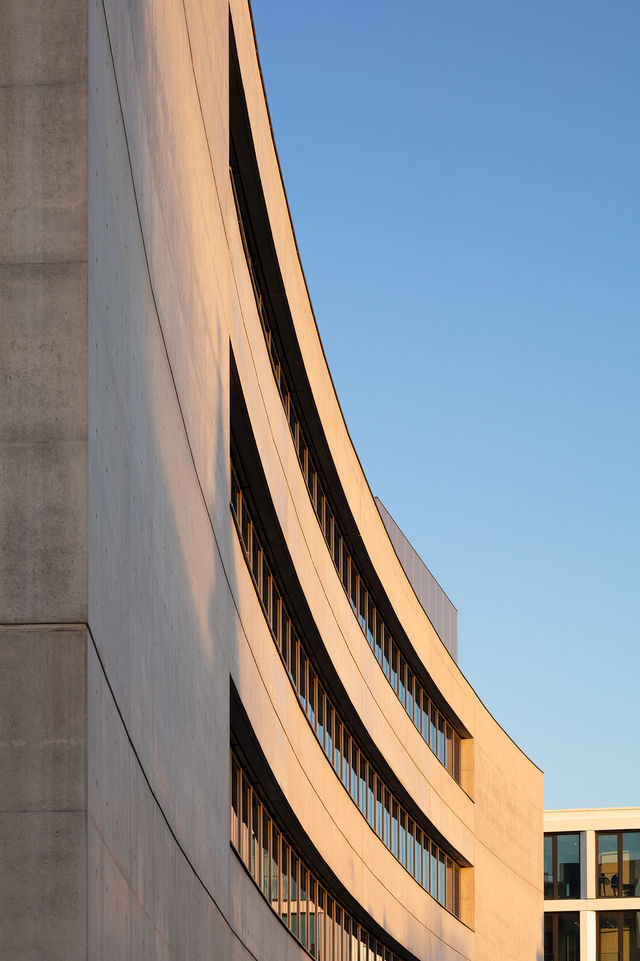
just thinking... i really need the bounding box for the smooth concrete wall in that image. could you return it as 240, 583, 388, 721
1, 2, 88, 958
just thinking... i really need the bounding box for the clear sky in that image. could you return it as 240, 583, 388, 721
249, 0, 640, 809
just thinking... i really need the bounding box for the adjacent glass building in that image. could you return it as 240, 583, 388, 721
544, 809, 640, 961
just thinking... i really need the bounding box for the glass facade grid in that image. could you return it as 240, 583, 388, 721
229, 165, 464, 788
230, 459, 464, 917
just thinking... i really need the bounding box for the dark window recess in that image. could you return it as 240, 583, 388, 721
544, 912, 580, 961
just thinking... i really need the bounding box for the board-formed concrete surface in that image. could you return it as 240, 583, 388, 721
1, 0, 543, 958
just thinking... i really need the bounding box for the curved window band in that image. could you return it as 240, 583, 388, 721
231, 749, 408, 961
231, 459, 462, 918
230, 165, 462, 785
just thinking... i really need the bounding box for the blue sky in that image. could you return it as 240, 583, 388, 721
249, 0, 640, 809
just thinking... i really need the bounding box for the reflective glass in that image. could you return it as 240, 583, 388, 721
558, 912, 580, 961
438, 851, 446, 906
544, 835, 554, 898
622, 832, 640, 896
599, 834, 619, 897
262, 809, 269, 898
437, 715, 446, 764
307, 665, 315, 728
557, 834, 580, 899
430, 705, 437, 753
367, 769, 375, 828
316, 687, 324, 745
383, 632, 390, 680
290, 853, 298, 937
375, 618, 383, 665
359, 754, 367, 818
623, 911, 640, 961
599, 914, 618, 961
544, 914, 553, 961
351, 745, 359, 804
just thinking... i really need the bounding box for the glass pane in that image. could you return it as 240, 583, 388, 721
622, 832, 640, 896
299, 649, 307, 709
375, 617, 382, 665
391, 643, 398, 693
271, 827, 279, 904
262, 810, 270, 898
544, 835, 554, 898
300, 866, 307, 948
383, 789, 391, 848
438, 851, 446, 906
342, 730, 350, 789
334, 717, 342, 775
437, 715, 446, 764
391, 801, 398, 858
351, 746, 359, 804
367, 769, 375, 828
317, 686, 324, 744
623, 910, 640, 961
422, 836, 430, 892
307, 665, 315, 728
431, 844, 438, 900
557, 911, 580, 961
399, 812, 406, 867
430, 704, 437, 753
376, 780, 383, 840
359, 754, 367, 818
421, 696, 430, 742
281, 841, 289, 923
599, 834, 619, 897
359, 582, 367, 634
383, 630, 390, 680
557, 834, 580, 899
599, 913, 619, 961
543, 914, 554, 961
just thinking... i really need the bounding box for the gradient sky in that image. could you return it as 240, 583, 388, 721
249, 0, 639, 809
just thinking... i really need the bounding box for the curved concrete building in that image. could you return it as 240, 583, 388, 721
1, 0, 542, 959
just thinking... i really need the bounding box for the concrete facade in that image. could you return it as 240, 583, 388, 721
1, 0, 543, 958
544, 808, 640, 961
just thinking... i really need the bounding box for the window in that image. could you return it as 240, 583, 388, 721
230, 457, 466, 916
544, 833, 580, 899
544, 912, 580, 961
597, 831, 640, 898
598, 911, 640, 961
